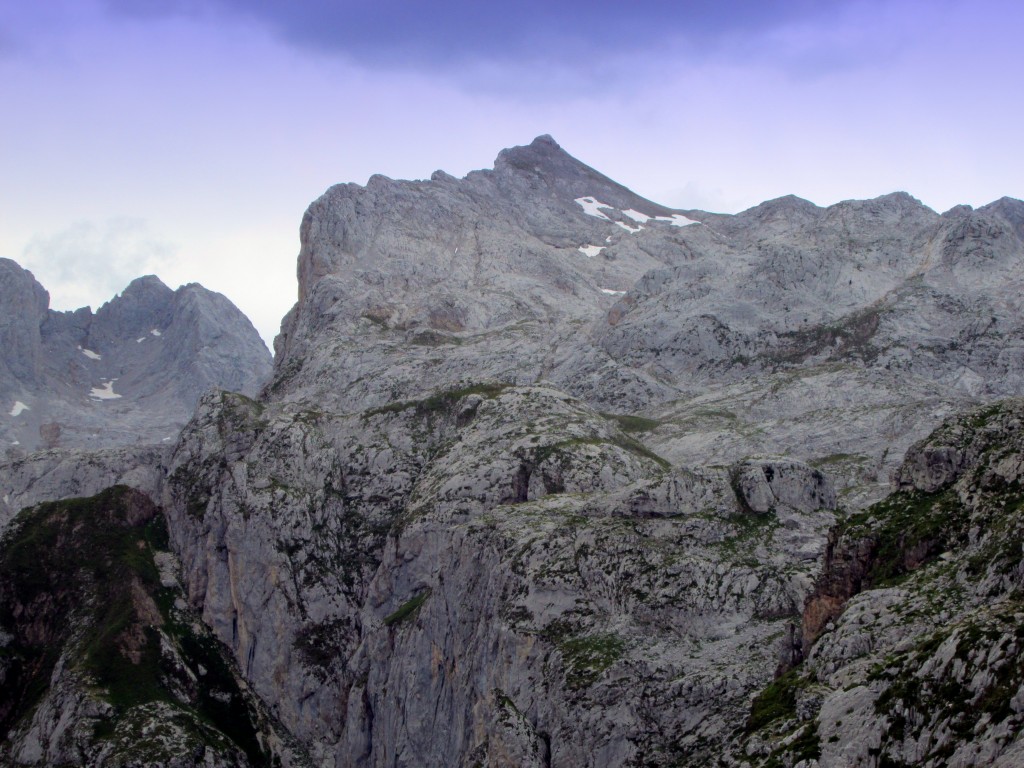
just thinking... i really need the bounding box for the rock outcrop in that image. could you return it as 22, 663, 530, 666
740, 400, 1024, 767
0, 486, 307, 766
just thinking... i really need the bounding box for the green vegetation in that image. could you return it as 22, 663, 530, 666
383, 589, 432, 627
837, 487, 967, 588
534, 435, 670, 471
600, 412, 661, 433
364, 383, 508, 418
410, 330, 464, 346
747, 668, 804, 731
772, 305, 884, 366
557, 632, 625, 690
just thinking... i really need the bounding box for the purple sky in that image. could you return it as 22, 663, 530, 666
2, 0, 1022, 347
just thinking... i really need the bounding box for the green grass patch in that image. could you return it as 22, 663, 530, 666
600, 413, 660, 433
558, 632, 624, 690
384, 589, 432, 627
364, 383, 508, 419
747, 668, 806, 731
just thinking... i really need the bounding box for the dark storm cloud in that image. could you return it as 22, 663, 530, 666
103, 0, 839, 67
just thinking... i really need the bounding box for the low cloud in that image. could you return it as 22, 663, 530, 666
22, 218, 177, 312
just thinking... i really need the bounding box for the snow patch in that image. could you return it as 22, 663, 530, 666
2, 494, 8, 505
622, 209, 651, 224
616, 221, 643, 233
150, 328, 162, 337
9, 401, 29, 417
600, 288, 626, 296
80, 347, 102, 360
654, 213, 699, 227
605, 236, 613, 243
89, 380, 123, 400
578, 245, 605, 258
137, 338, 146, 343
575, 197, 613, 221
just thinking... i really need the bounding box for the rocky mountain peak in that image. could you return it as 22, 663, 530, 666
491, 134, 677, 217
980, 195, 1024, 239
90, 274, 174, 349
0, 261, 271, 452
4, 138, 1024, 767
0, 260, 50, 386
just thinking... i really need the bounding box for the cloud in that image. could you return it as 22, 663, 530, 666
102, 0, 842, 70
21, 218, 177, 312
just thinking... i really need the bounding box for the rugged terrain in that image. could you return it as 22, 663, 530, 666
737, 399, 1024, 767
1, 136, 1023, 766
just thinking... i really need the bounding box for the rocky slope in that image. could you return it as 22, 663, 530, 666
163, 386, 837, 766
2, 136, 1024, 766
0, 260, 272, 454
0, 486, 306, 766
737, 399, 1024, 767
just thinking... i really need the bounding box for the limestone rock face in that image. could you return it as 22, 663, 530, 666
0, 264, 272, 452
0, 258, 49, 385
163, 387, 838, 767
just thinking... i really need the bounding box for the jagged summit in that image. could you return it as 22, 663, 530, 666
0, 259, 271, 452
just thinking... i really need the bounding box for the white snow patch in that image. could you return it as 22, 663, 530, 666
137, 338, 146, 343
9, 401, 29, 417
89, 380, 123, 400
600, 288, 626, 296
162, 437, 172, 442
575, 197, 613, 221
654, 213, 699, 227
622, 209, 651, 224
605, 236, 613, 243
80, 347, 102, 360
578, 245, 605, 258
150, 328, 162, 337
616, 221, 643, 233
11, 441, 19, 446
2, 494, 8, 505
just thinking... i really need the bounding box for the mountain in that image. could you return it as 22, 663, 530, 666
0, 260, 272, 454
2, 137, 1023, 766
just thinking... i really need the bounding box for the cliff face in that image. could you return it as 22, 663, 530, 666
3, 137, 1024, 766
163, 387, 837, 766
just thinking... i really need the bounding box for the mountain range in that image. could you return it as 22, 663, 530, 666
1, 136, 1022, 767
